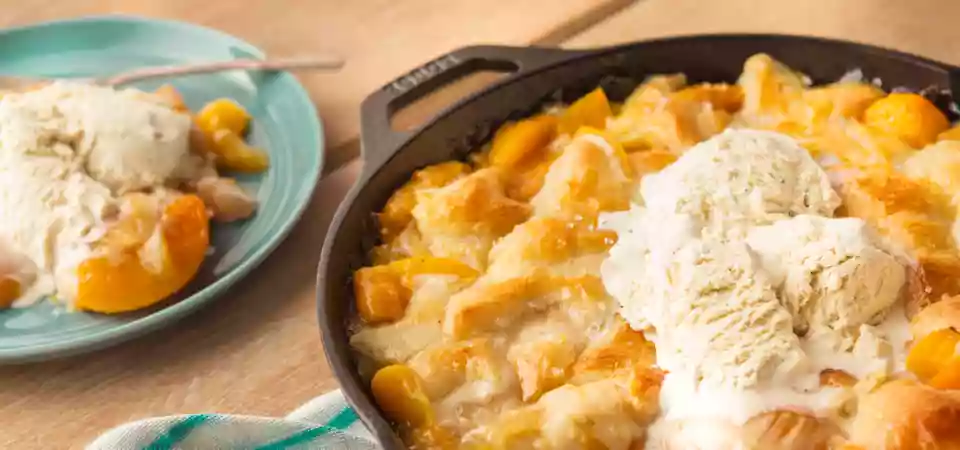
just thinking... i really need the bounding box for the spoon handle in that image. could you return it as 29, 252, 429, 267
103, 57, 345, 86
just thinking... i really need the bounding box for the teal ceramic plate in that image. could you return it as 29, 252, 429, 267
0, 16, 324, 363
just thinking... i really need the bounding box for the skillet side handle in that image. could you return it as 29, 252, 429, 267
947, 64, 960, 120
356, 45, 584, 173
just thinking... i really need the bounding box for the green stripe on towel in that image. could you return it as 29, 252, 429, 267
325, 407, 359, 431
143, 414, 214, 450
254, 408, 359, 450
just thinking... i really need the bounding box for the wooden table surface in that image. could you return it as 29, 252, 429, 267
3, 0, 960, 448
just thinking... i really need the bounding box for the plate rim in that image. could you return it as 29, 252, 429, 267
0, 15, 325, 363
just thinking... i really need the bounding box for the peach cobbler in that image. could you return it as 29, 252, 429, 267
349, 54, 960, 449
0, 82, 267, 313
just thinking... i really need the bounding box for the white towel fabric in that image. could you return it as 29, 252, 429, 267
87, 390, 379, 450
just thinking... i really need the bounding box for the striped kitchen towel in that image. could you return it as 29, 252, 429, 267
87, 390, 378, 450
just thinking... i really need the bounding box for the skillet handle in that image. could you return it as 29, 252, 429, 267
945, 64, 960, 117
355, 45, 584, 172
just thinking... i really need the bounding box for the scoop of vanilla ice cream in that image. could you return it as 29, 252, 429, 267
746, 215, 905, 338
600, 129, 913, 439
0, 82, 192, 193
602, 210, 807, 390
599, 208, 699, 331
643, 238, 807, 390
0, 156, 116, 304
640, 129, 840, 237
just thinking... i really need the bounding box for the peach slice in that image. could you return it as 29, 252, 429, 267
208, 129, 270, 173
193, 98, 268, 173
354, 265, 412, 325
559, 87, 613, 135
906, 328, 960, 382
0, 278, 20, 309
371, 364, 435, 427
75, 195, 210, 314
863, 93, 949, 148
372, 364, 459, 449
488, 115, 558, 169
196, 98, 251, 136
929, 359, 960, 390
354, 257, 479, 324
0, 244, 38, 309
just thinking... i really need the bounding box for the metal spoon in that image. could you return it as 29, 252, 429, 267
0, 56, 345, 90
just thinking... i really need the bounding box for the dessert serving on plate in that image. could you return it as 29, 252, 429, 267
346, 52, 960, 449
0, 81, 267, 314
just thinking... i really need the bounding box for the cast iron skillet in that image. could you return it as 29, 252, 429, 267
318, 34, 960, 448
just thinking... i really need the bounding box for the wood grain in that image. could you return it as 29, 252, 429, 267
0, 0, 634, 150
3, 0, 958, 448
0, 1, 634, 448
567, 0, 960, 65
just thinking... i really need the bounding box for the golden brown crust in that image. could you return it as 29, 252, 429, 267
655, 411, 839, 450
442, 276, 540, 339
742, 411, 840, 450
507, 321, 579, 401
530, 137, 632, 221
405, 338, 495, 400
378, 161, 471, 242
905, 260, 933, 318
484, 216, 615, 282
411, 168, 530, 269
820, 369, 858, 388
835, 168, 960, 303
915, 252, 960, 305
462, 376, 661, 449
442, 273, 605, 338
413, 168, 530, 236
848, 379, 960, 449
911, 295, 960, 340
569, 320, 656, 384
